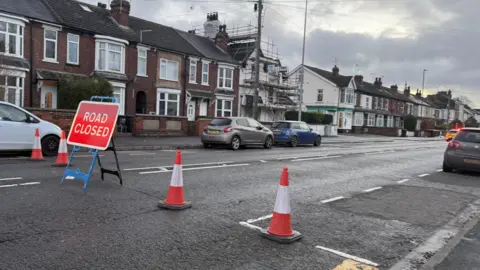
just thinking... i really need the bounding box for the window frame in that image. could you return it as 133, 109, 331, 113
95, 39, 126, 74
201, 61, 209, 85
189, 58, 197, 83
0, 19, 24, 57
354, 112, 363, 126
215, 99, 233, 117
217, 66, 234, 90
0, 75, 24, 106
376, 114, 384, 127
43, 28, 58, 62
317, 89, 323, 102
159, 58, 179, 81
367, 113, 375, 127
66, 33, 79, 65
136, 46, 147, 76
156, 88, 180, 116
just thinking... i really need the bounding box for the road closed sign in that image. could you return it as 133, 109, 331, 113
67, 101, 120, 150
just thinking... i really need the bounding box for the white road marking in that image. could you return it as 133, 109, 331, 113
76, 154, 105, 158
129, 153, 156, 156
315, 245, 379, 267
259, 160, 267, 163
239, 221, 262, 231
139, 163, 250, 174
0, 184, 18, 188
246, 214, 273, 224
124, 161, 234, 171
364, 151, 384, 155
418, 173, 430, 177
292, 155, 341, 162
0, 177, 22, 181
363, 186, 382, 193
436, 169, 443, 172
19, 182, 41, 186
159, 167, 169, 172
65, 176, 75, 179
321, 196, 345, 204
397, 179, 410, 184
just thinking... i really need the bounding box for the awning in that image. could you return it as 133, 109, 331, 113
93, 71, 128, 82
1, 55, 30, 70
186, 89, 216, 99
36, 69, 87, 81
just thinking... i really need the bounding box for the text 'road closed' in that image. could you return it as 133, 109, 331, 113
74, 112, 111, 137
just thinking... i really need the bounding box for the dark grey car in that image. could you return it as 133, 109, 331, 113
443, 128, 480, 173
201, 117, 274, 150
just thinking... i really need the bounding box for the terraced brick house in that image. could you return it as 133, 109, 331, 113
289, 65, 355, 132
0, 0, 240, 136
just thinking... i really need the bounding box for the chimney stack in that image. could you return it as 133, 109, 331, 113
354, 75, 364, 87
374, 77, 382, 87
332, 65, 339, 76
204, 12, 220, 39
390, 84, 398, 91
214, 24, 229, 52
98, 2, 107, 8
404, 86, 410, 96
110, 0, 130, 26
415, 88, 422, 98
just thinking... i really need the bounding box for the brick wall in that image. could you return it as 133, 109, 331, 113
132, 114, 188, 136
27, 108, 76, 131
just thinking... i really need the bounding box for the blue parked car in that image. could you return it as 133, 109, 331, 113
271, 121, 321, 147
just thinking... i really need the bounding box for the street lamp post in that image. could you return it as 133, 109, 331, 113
297, 0, 308, 121
420, 69, 427, 120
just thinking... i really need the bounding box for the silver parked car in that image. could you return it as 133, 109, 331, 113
201, 117, 274, 150
443, 128, 480, 173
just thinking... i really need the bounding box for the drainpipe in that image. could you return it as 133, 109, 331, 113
29, 24, 34, 107
182, 55, 188, 117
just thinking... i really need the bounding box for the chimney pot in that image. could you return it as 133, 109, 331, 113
110, 0, 130, 26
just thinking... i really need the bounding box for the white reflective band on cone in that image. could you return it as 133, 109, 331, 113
273, 186, 291, 214
169, 164, 184, 187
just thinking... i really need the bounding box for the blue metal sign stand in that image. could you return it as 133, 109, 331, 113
61, 96, 123, 191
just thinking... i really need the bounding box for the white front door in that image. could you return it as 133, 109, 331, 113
199, 100, 208, 116
187, 100, 196, 121
41, 85, 57, 109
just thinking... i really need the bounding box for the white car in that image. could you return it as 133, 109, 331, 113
0, 101, 62, 156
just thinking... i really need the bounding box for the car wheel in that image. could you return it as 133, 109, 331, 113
314, 136, 321, 146
290, 136, 298, 147
230, 136, 241, 150
264, 136, 273, 149
41, 135, 60, 157
443, 161, 453, 173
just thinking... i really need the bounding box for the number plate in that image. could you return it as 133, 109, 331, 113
273, 131, 282, 134
464, 159, 480, 165
209, 130, 220, 134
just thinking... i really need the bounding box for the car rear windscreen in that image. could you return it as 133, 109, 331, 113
271, 122, 290, 129
209, 118, 232, 126
455, 130, 480, 143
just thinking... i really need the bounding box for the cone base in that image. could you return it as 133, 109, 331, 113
259, 228, 302, 244
157, 200, 192, 210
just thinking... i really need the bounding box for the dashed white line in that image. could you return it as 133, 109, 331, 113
259, 160, 267, 163
246, 214, 273, 224
0, 184, 18, 188
19, 182, 41, 186
397, 179, 410, 184
0, 177, 22, 181
418, 173, 430, 177
363, 186, 382, 193
124, 161, 234, 171
315, 245, 379, 267
139, 163, 250, 174
292, 155, 341, 162
321, 196, 344, 204
129, 153, 156, 156
239, 221, 262, 231
436, 169, 443, 172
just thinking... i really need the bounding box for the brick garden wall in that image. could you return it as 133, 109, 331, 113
133, 114, 188, 136
27, 108, 76, 132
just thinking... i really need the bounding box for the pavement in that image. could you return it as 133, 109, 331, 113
1, 139, 479, 270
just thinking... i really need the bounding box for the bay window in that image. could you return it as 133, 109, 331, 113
189, 59, 197, 83
367, 113, 375, 126
201, 61, 209, 85
137, 47, 147, 76
0, 75, 24, 106
387, 116, 394, 127
67, 33, 79, 64
218, 66, 233, 89
354, 112, 363, 126
216, 99, 232, 117
95, 36, 126, 73
376, 115, 384, 127
156, 88, 180, 116
0, 20, 23, 57
340, 88, 354, 104
159, 59, 179, 81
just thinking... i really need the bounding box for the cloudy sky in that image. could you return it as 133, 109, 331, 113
82, 0, 478, 106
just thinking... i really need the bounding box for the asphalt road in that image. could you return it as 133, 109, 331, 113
1, 140, 479, 270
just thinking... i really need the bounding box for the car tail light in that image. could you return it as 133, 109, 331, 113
448, 141, 460, 149
286, 130, 290, 135
203, 127, 207, 133
223, 126, 233, 133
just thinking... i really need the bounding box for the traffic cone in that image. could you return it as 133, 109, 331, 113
53, 130, 69, 167
158, 150, 192, 210
31, 128, 44, 160
259, 168, 302, 243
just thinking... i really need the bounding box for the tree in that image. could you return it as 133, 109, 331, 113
465, 116, 479, 127
404, 114, 417, 131
454, 95, 475, 108
57, 75, 113, 109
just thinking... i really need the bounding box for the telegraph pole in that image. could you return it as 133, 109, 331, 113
420, 69, 427, 119
252, 0, 263, 120
297, 0, 308, 121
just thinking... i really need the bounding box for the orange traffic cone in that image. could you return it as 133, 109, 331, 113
259, 168, 302, 243
158, 150, 192, 210
31, 128, 44, 160
53, 130, 69, 166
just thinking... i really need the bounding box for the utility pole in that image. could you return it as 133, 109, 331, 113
297, 0, 308, 121
252, 0, 263, 120
420, 69, 427, 119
